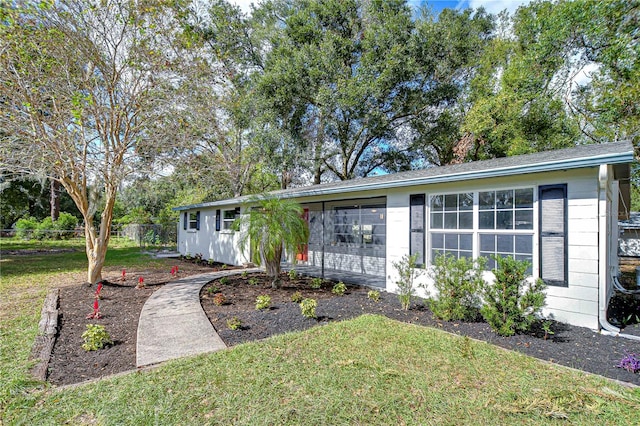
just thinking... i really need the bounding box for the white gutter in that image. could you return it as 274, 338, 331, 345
598, 165, 640, 341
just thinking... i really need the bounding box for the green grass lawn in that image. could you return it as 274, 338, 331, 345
1, 241, 639, 424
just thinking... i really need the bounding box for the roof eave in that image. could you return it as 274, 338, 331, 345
173, 151, 634, 211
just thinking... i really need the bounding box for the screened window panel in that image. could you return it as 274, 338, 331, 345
410, 194, 425, 267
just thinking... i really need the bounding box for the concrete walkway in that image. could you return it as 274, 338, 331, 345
136, 269, 259, 367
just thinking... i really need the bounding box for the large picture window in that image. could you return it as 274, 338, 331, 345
332, 204, 385, 248
429, 188, 535, 267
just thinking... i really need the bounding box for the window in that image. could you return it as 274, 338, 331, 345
539, 184, 567, 286
479, 188, 533, 230
429, 192, 473, 261
184, 211, 200, 231
479, 234, 533, 270
410, 194, 425, 267
331, 204, 386, 248
222, 208, 240, 230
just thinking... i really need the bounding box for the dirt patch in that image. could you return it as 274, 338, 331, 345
48, 269, 640, 387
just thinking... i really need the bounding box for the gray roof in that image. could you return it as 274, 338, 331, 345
175, 141, 635, 211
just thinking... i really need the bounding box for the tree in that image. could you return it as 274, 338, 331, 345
255, 0, 417, 181
0, 1, 183, 284
236, 197, 309, 288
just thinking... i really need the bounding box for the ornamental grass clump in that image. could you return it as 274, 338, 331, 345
393, 254, 422, 310
480, 255, 546, 336
428, 253, 486, 321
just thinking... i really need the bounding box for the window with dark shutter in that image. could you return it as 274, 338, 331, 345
539, 184, 567, 286
196, 211, 201, 230
183, 212, 187, 230
410, 194, 425, 267
215, 209, 221, 231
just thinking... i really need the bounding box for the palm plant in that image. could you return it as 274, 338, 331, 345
236, 196, 309, 288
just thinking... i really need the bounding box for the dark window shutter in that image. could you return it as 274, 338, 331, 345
183, 212, 187, 230
196, 211, 201, 230
410, 194, 425, 267
215, 209, 221, 231
539, 184, 567, 286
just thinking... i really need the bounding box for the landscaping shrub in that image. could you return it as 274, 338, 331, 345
255, 295, 271, 310
332, 282, 347, 296
291, 291, 304, 303
288, 269, 298, 280
367, 290, 380, 302
393, 253, 422, 310
213, 293, 226, 306
227, 317, 242, 330
617, 353, 640, 373
300, 298, 317, 318
14, 216, 39, 239
428, 253, 486, 321
81, 324, 112, 351
480, 255, 546, 336
310, 277, 322, 289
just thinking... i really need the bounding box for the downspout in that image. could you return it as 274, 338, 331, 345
598, 165, 621, 337
598, 165, 623, 337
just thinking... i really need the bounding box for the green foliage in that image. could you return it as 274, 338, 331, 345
291, 291, 304, 303
300, 298, 317, 319
480, 256, 546, 337
332, 282, 347, 296
241, 271, 248, 278
14, 216, 39, 239
219, 277, 229, 286
248, 278, 259, 286
367, 290, 380, 302
310, 277, 323, 289
81, 324, 112, 351
428, 253, 486, 321
288, 269, 298, 280
15, 212, 78, 240
236, 196, 309, 288
393, 254, 422, 311
255, 295, 271, 310
226, 316, 242, 330
207, 285, 220, 295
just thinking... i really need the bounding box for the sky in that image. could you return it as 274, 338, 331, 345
227, 0, 534, 16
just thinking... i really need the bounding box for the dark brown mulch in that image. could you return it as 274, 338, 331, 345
49, 269, 640, 387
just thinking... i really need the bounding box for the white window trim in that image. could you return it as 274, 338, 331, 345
222, 208, 239, 232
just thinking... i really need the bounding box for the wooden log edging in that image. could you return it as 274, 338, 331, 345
30, 288, 60, 381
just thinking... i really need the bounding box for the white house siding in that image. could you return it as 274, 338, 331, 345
177, 207, 246, 266
384, 168, 604, 329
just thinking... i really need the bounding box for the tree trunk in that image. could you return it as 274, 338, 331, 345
82, 187, 117, 285
263, 245, 283, 289
50, 180, 60, 221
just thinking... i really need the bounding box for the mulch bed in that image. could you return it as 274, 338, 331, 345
48, 269, 640, 387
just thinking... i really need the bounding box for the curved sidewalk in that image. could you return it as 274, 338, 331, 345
136, 269, 259, 367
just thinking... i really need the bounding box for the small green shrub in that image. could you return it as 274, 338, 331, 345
227, 316, 242, 330
291, 291, 304, 303
480, 255, 546, 336
81, 324, 112, 351
393, 253, 422, 310
332, 282, 347, 296
428, 253, 486, 321
367, 290, 380, 302
256, 295, 271, 310
241, 271, 248, 278
208, 259, 216, 266
300, 298, 317, 318
248, 278, 259, 286
310, 277, 323, 289
207, 285, 220, 295
219, 277, 229, 286
288, 269, 298, 280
